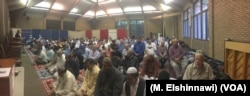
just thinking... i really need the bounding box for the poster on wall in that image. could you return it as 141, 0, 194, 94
12, 28, 22, 37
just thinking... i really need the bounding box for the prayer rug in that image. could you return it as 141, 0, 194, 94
25, 47, 84, 96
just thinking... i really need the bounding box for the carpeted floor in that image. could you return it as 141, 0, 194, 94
22, 52, 46, 96
25, 47, 84, 96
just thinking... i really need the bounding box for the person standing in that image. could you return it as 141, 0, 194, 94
133, 37, 145, 63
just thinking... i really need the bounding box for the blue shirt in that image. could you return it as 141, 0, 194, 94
118, 43, 125, 53
133, 42, 145, 55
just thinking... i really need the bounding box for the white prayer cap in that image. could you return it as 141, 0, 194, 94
195, 50, 203, 56
126, 67, 138, 74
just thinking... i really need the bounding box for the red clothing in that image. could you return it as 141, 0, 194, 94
140, 59, 159, 78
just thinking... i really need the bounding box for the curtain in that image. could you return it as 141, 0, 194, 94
117, 28, 126, 39
60, 30, 68, 40
164, 16, 178, 38
22, 29, 32, 42
51, 30, 59, 40
41, 30, 51, 40
32, 29, 41, 39
86, 30, 92, 39
100, 29, 108, 40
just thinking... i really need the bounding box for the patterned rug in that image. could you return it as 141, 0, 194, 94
25, 47, 84, 96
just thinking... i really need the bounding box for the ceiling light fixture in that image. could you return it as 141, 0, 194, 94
85, 11, 95, 16
125, 11, 142, 14
30, 7, 49, 10
20, 0, 27, 5
26, 0, 31, 7
34, 1, 51, 8
96, 10, 106, 16
52, 3, 64, 10
164, 0, 173, 4
107, 8, 123, 14
144, 11, 161, 14
161, 4, 171, 11
69, 13, 82, 16
71, 8, 78, 13
143, 5, 156, 11
124, 7, 142, 12
99, 0, 116, 4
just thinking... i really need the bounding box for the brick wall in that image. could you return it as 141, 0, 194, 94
213, 0, 250, 61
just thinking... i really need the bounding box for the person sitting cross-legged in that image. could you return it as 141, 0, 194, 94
121, 67, 146, 96
140, 55, 159, 80
94, 57, 123, 96
78, 58, 100, 96
34, 46, 48, 65
50, 66, 78, 96
65, 54, 80, 79
122, 50, 140, 75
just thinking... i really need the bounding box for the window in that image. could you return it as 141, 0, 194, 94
115, 20, 144, 37
129, 20, 144, 37
63, 21, 75, 31
46, 19, 61, 30
115, 20, 128, 29
183, 8, 190, 38
193, 0, 209, 40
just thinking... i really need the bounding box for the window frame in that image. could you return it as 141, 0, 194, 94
193, 0, 209, 40
183, 8, 190, 38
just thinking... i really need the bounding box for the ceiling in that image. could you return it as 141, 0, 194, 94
7, 0, 189, 18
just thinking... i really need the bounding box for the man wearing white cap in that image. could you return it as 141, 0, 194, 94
121, 67, 146, 96
183, 50, 215, 80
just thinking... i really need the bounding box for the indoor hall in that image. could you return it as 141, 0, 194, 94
0, 0, 249, 96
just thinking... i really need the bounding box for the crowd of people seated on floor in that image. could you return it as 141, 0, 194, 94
25, 34, 229, 96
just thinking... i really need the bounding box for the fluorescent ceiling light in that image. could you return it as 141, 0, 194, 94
85, 11, 95, 16
164, 0, 173, 4
69, 13, 82, 16
30, 7, 49, 10
52, 3, 64, 10
83, 15, 93, 18
125, 11, 142, 14
20, 0, 27, 5
91, 0, 105, 2
124, 7, 142, 12
96, 10, 106, 16
143, 5, 156, 11
34, 1, 51, 8
71, 8, 78, 13
91, 0, 97, 2
107, 8, 123, 14
99, 0, 116, 4
96, 15, 107, 18
26, 0, 31, 7
161, 4, 171, 11
144, 11, 161, 14
109, 13, 123, 16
